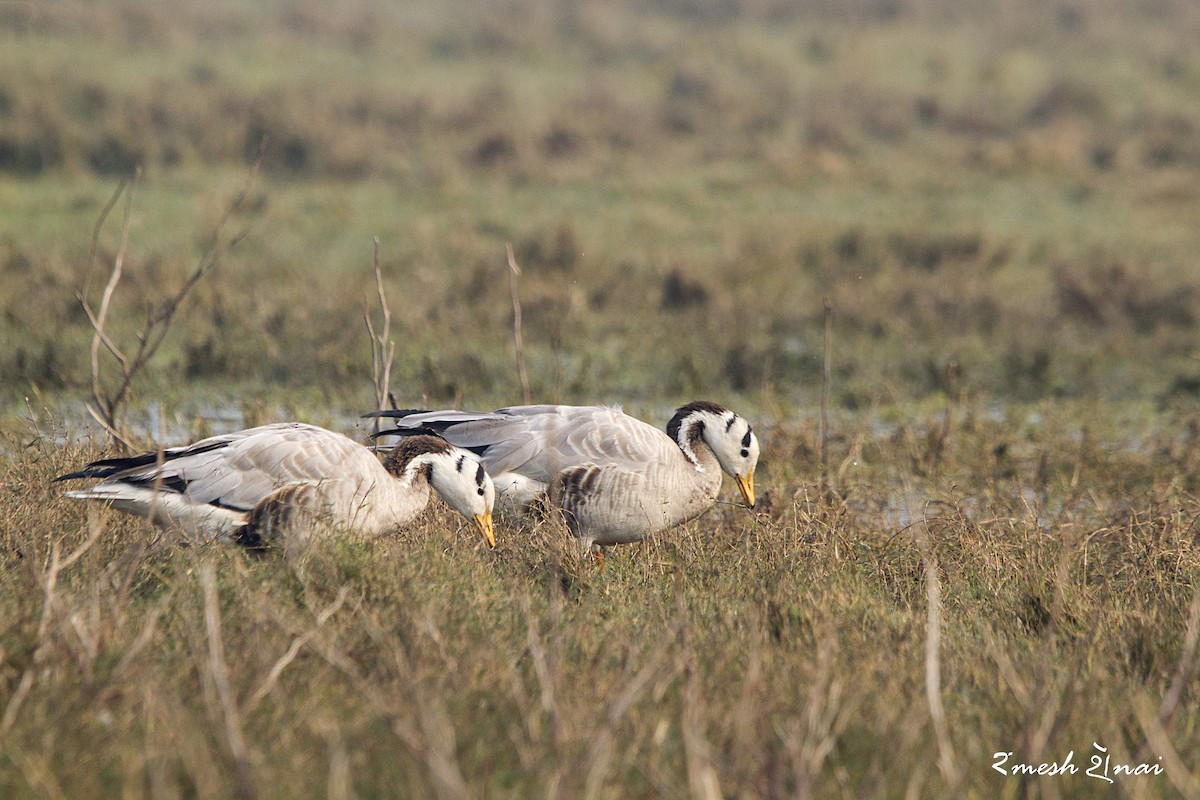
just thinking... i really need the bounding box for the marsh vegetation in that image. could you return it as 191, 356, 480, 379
2, 1, 1200, 797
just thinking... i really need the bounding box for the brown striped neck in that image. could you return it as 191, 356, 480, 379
666, 401, 729, 468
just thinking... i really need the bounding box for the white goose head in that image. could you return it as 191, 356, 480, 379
383, 435, 496, 546
666, 401, 759, 507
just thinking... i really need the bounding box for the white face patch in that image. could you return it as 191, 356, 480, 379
427, 450, 495, 518
667, 403, 758, 479
706, 414, 758, 478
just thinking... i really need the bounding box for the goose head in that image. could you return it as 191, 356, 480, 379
667, 401, 759, 507
384, 435, 496, 546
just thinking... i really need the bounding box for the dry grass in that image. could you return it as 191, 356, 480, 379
3, 402, 1199, 798
3, 2, 1200, 796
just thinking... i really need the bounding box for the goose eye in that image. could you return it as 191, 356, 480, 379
477, 487, 485, 496
740, 448, 749, 458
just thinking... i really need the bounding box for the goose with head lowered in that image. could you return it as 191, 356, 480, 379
368, 401, 758, 549
55, 423, 495, 549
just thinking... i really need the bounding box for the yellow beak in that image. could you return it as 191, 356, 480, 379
474, 511, 495, 548
735, 472, 756, 508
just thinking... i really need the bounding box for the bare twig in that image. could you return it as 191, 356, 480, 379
84, 176, 131, 305
84, 170, 138, 448
318, 721, 354, 800
80, 149, 263, 449
364, 237, 396, 436
506, 243, 532, 404
83, 402, 136, 452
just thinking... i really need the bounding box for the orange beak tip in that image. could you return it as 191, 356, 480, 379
475, 513, 495, 548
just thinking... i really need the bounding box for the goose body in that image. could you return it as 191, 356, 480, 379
56, 423, 495, 548
371, 402, 757, 547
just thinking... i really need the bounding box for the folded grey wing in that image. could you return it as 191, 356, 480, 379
496, 406, 678, 480
381, 405, 678, 481
107, 446, 277, 511
394, 408, 566, 478
422, 417, 546, 476
196, 426, 372, 509
104, 424, 368, 512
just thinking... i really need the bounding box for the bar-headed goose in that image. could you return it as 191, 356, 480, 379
56, 423, 495, 548
369, 401, 758, 548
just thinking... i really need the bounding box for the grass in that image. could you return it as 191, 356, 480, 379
3, 401, 1200, 798
3, 0, 1200, 796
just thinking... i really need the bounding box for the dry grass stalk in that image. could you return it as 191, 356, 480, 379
780, 627, 854, 799
1133, 695, 1199, 800
245, 585, 350, 712
364, 236, 396, 434
390, 622, 470, 800
7, 399, 1200, 795
521, 591, 563, 750
324, 599, 470, 800
1129, 585, 1200, 794
917, 527, 958, 787
1149, 585, 1200, 735
317, 720, 354, 800
80, 151, 262, 450
200, 563, 257, 800
682, 659, 723, 800
582, 628, 680, 800
506, 243, 532, 404
0, 520, 103, 738
820, 296, 832, 498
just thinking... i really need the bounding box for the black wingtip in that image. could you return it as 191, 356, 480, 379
362, 408, 428, 420
52, 460, 129, 482
369, 424, 445, 440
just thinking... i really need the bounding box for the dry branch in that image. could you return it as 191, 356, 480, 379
80, 151, 262, 449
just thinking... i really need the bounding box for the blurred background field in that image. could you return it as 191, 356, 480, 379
2, 0, 1200, 422
3, 1, 1200, 798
